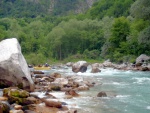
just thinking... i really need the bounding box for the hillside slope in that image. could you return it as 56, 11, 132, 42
0, 0, 96, 18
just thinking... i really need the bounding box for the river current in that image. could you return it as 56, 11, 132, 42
46, 66, 150, 113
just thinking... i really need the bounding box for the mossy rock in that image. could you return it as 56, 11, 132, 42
3, 88, 29, 98
3, 87, 18, 97
8, 96, 26, 104
3, 88, 11, 97
3, 87, 30, 105
18, 90, 29, 98
9, 89, 20, 97
8, 96, 37, 105
0, 101, 10, 113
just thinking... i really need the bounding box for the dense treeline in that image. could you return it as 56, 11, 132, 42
86, 0, 135, 19
0, 0, 149, 64
0, 0, 93, 18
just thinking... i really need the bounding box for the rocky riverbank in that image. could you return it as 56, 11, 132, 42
0, 69, 97, 113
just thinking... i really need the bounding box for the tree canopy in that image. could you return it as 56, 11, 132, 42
0, 0, 149, 64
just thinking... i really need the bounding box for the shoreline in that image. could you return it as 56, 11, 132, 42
0, 64, 150, 113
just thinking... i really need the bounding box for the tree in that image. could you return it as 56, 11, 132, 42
138, 26, 150, 54
0, 25, 8, 41
46, 26, 65, 60
130, 0, 150, 20
109, 17, 130, 47
87, 0, 134, 19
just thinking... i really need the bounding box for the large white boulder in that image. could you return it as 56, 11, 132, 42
0, 38, 34, 91
72, 61, 89, 73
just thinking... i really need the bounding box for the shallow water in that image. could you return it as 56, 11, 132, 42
49, 66, 150, 113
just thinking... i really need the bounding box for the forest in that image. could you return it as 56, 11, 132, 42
0, 0, 149, 64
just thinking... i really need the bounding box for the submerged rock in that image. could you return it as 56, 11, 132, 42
65, 89, 79, 97
0, 38, 34, 91
97, 91, 107, 97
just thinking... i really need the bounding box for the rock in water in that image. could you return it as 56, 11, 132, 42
72, 61, 88, 73
0, 38, 34, 91
97, 91, 107, 97
91, 63, 101, 73
136, 54, 150, 64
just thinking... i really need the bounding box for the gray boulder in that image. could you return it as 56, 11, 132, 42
103, 60, 113, 67
136, 54, 150, 64
72, 61, 88, 73
91, 63, 101, 73
52, 78, 68, 85
0, 38, 34, 91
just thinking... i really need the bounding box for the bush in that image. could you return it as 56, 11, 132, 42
83, 49, 100, 59
25, 53, 47, 65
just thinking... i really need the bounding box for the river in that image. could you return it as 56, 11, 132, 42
45, 66, 150, 113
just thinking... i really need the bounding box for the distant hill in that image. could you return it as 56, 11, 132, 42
87, 0, 134, 19
0, 0, 97, 18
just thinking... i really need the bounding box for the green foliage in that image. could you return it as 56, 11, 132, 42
0, 26, 8, 41
25, 53, 47, 65
0, 0, 149, 64
0, 0, 48, 18
138, 26, 150, 54
109, 17, 130, 46
87, 0, 134, 19
107, 16, 130, 59
130, 0, 150, 20
52, 0, 77, 15
0, 0, 93, 18
45, 18, 105, 60
83, 49, 100, 59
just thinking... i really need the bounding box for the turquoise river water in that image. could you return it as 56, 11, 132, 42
46, 66, 150, 113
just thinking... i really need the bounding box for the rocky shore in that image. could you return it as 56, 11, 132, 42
0, 70, 96, 113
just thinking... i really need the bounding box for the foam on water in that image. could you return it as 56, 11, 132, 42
146, 106, 150, 110
30, 92, 46, 98
116, 95, 131, 98
42, 67, 150, 113
103, 81, 129, 87
50, 92, 65, 99
132, 77, 150, 84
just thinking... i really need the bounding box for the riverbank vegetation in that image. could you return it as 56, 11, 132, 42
0, 0, 149, 64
